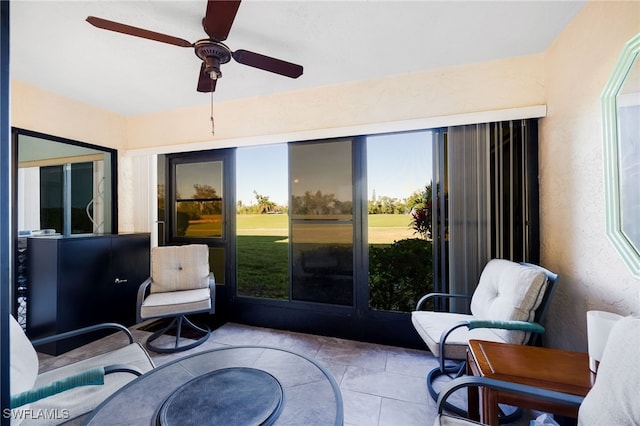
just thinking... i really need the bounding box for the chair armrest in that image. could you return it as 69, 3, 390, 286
11, 364, 145, 409
437, 376, 584, 415
468, 320, 545, 334
415, 292, 472, 310
30, 323, 134, 347
136, 277, 152, 323
104, 364, 144, 377
208, 273, 216, 314
11, 367, 105, 408
437, 320, 545, 371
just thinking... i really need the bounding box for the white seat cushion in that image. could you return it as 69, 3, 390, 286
22, 343, 154, 425
150, 244, 210, 293
470, 259, 547, 344
140, 288, 211, 319
9, 315, 39, 396
411, 311, 506, 360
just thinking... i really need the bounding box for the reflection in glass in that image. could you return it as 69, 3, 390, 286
290, 140, 353, 220
174, 161, 223, 238
617, 57, 640, 253
17, 133, 113, 235
290, 140, 354, 306
291, 222, 353, 305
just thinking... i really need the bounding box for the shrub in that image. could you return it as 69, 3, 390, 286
369, 238, 434, 312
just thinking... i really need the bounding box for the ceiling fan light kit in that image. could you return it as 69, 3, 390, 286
86, 0, 303, 134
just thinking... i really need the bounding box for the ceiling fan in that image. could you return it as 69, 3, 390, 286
86, 0, 303, 93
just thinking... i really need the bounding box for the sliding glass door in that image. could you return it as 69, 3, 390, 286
289, 139, 355, 306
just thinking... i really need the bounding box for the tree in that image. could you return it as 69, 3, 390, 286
408, 183, 433, 239
253, 190, 276, 214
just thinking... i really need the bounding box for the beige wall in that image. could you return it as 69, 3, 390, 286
126, 54, 545, 150
540, 0, 640, 351
11, 80, 126, 150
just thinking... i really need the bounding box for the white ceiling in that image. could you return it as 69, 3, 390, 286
10, 1, 586, 116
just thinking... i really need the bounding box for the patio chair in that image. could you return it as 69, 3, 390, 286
136, 244, 215, 353
9, 314, 154, 425
411, 259, 558, 418
434, 315, 640, 426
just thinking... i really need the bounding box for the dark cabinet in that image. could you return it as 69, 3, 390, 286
27, 233, 150, 354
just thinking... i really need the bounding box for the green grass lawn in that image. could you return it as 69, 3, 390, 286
236, 213, 419, 301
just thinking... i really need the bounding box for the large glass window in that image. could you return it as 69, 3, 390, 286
236, 145, 289, 300
366, 132, 433, 312
290, 140, 354, 306
165, 151, 232, 286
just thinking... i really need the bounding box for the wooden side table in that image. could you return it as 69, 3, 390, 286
466, 339, 594, 426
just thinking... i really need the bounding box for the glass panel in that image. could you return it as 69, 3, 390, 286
17, 133, 113, 236
174, 161, 223, 238
157, 154, 166, 246
40, 165, 63, 232
290, 140, 353, 220
617, 56, 640, 254
367, 131, 433, 312
291, 222, 353, 305
290, 140, 354, 306
70, 162, 95, 234
236, 145, 289, 300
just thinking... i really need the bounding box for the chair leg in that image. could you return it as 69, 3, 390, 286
145, 315, 211, 354
427, 362, 469, 418
426, 362, 523, 424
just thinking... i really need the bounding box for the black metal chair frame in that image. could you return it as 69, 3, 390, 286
417, 262, 559, 423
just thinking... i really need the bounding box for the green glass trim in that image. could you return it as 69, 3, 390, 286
601, 32, 640, 278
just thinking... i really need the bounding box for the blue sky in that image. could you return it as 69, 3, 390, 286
236, 131, 432, 207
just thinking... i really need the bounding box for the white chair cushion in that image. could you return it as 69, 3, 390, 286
140, 288, 211, 319
578, 316, 639, 425
470, 259, 547, 344
22, 343, 155, 426
9, 315, 39, 395
411, 311, 506, 359
150, 244, 210, 293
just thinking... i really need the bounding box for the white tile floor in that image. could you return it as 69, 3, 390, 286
38, 321, 540, 426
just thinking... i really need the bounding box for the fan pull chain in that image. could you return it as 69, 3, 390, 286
210, 89, 215, 136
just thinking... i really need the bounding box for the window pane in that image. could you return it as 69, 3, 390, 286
290, 140, 352, 220
290, 140, 354, 306
291, 222, 353, 305
367, 131, 433, 312
174, 161, 223, 238
236, 145, 289, 300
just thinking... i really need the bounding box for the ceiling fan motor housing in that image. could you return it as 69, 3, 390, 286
195, 40, 231, 79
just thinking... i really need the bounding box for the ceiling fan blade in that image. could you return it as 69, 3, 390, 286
197, 63, 217, 93
86, 16, 193, 48
232, 50, 303, 78
203, 0, 241, 41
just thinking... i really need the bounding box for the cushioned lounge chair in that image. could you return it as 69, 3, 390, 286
9, 315, 154, 425
136, 244, 215, 353
411, 259, 559, 418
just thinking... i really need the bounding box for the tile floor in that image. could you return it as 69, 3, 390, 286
38, 322, 540, 426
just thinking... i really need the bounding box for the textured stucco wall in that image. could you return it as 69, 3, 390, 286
540, 0, 640, 351
125, 54, 545, 150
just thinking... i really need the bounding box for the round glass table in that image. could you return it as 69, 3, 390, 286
84, 346, 343, 425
